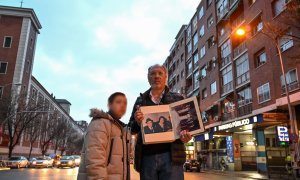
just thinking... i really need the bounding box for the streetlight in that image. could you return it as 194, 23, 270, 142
235, 27, 299, 170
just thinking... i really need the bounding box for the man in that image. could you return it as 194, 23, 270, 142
129, 64, 192, 180
144, 118, 155, 134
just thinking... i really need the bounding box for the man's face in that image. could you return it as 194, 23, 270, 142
147, 121, 153, 128
148, 67, 167, 90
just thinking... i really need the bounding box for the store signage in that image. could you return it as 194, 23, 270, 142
218, 118, 250, 131
277, 126, 289, 142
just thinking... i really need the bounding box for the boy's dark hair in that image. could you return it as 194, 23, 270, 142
108, 92, 126, 104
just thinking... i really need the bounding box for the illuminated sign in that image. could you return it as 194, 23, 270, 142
218, 118, 250, 131
277, 126, 289, 142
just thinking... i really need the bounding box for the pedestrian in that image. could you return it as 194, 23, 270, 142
286, 153, 292, 175
197, 153, 203, 172
220, 157, 226, 171
77, 92, 130, 180
129, 64, 192, 180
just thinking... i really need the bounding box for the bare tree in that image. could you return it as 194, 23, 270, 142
0, 92, 46, 158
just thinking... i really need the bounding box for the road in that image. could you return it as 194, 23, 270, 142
0, 166, 252, 180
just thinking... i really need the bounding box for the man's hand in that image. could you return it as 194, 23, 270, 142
180, 130, 192, 143
134, 105, 144, 125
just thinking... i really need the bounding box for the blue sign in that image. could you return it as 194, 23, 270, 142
226, 136, 234, 163
277, 126, 289, 142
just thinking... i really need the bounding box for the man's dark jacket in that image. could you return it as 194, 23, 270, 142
129, 87, 186, 172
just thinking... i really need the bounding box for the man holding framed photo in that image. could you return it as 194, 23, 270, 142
129, 64, 192, 180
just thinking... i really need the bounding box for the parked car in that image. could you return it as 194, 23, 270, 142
183, 159, 200, 172
28, 157, 37, 168
7, 156, 29, 169
31, 156, 53, 168
57, 156, 76, 168
72, 155, 81, 166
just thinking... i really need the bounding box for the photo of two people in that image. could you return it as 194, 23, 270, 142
143, 113, 172, 134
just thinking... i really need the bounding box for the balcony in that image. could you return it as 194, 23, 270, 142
220, 54, 231, 68
231, 13, 244, 31
233, 41, 247, 59
281, 80, 299, 94
237, 103, 252, 117
187, 68, 193, 78
217, 6, 229, 21
221, 81, 233, 95
236, 71, 250, 87
221, 111, 236, 121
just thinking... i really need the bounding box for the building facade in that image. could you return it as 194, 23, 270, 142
163, 0, 300, 173
0, 6, 84, 157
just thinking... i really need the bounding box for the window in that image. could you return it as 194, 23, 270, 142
254, 49, 267, 67
181, 54, 184, 62
207, 15, 214, 28
0, 86, 3, 99
187, 25, 192, 42
193, 16, 198, 30
279, 33, 293, 52
217, 0, 229, 19
193, 33, 198, 48
211, 81, 217, 95
207, 36, 215, 48
251, 15, 263, 35
3, 36, 12, 48
199, 25, 205, 37
181, 70, 185, 79
187, 61, 193, 75
187, 42, 192, 57
272, 0, 285, 17
221, 65, 233, 93
177, 75, 180, 83
200, 66, 207, 78
194, 70, 200, 89
202, 88, 208, 99
280, 69, 298, 92
193, 53, 199, 68
200, 45, 206, 58
207, 0, 212, 8
249, 0, 256, 6
236, 53, 250, 86
220, 39, 231, 67
237, 87, 252, 107
199, 6, 204, 19
0, 62, 8, 74
257, 83, 271, 103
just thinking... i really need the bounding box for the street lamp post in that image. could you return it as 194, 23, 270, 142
235, 27, 299, 171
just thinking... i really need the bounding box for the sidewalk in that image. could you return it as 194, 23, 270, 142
203, 169, 268, 180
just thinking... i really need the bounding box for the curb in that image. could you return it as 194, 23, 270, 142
203, 170, 268, 180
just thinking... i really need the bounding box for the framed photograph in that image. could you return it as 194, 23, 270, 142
140, 96, 204, 144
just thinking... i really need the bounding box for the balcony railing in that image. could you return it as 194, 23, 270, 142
236, 71, 250, 87
233, 41, 247, 59
221, 111, 236, 121
221, 81, 233, 95
237, 103, 252, 117
217, 6, 229, 21
186, 86, 193, 96
281, 81, 299, 94
220, 54, 231, 68
187, 68, 193, 77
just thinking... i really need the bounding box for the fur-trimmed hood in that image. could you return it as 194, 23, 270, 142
89, 108, 113, 120
89, 108, 126, 127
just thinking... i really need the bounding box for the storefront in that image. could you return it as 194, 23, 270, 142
194, 113, 289, 172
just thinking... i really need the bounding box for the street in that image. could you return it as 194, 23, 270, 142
0, 166, 255, 180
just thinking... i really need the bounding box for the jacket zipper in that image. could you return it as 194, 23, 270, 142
107, 138, 114, 166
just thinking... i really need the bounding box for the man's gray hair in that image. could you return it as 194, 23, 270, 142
147, 64, 168, 75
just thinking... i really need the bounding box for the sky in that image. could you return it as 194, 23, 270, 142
1, 0, 200, 123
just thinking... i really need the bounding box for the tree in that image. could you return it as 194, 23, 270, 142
0, 91, 46, 158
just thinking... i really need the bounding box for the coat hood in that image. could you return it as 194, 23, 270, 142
89, 108, 113, 120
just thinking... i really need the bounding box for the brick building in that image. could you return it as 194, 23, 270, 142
164, 0, 300, 173
0, 6, 84, 157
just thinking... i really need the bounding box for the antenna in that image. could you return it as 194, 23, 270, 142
20, 0, 24, 8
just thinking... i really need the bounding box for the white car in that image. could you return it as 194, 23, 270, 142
31, 157, 53, 168
72, 155, 81, 166
7, 156, 29, 169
